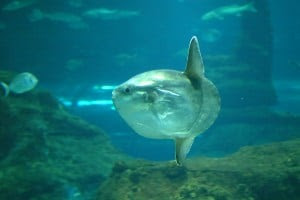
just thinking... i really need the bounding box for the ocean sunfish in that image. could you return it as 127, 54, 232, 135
112, 36, 220, 165
0, 72, 38, 97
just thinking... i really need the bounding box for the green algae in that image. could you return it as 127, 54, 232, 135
0, 89, 127, 200
97, 140, 300, 200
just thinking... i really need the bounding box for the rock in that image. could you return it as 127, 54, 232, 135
0, 88, 127, 200
97, 140, 300, 200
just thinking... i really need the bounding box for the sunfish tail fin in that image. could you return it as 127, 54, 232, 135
0, 82, 10, 97
175, 136, 195, 165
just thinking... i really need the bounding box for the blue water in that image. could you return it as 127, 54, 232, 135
0, 0, 299, 161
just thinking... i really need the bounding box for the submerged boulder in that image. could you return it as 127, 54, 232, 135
97, 139, 300, 200
0, 88, 126, 200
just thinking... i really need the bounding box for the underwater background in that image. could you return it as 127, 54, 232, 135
0, 0, 299, 199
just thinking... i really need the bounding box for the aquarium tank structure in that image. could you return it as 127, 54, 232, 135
0, 0, 299, 199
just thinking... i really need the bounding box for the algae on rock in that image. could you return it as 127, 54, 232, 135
97, 140, 300, 200
0, 88, 126, 200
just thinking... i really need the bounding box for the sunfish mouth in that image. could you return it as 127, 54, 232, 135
112, 89, 117, 99
112, 86, 122, 99
111, 86, 124, 109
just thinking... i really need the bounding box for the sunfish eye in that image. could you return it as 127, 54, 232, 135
124, 87, 131, 94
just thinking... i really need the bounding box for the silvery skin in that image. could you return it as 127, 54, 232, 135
112, 36, 220, 165
0, 72, 38, 97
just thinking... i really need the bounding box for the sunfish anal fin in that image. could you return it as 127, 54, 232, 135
175, 136, 195, 165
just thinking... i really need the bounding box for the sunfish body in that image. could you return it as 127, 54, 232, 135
201, 2, 257, 21
0, 72, 38, 97
112, 36, 220, 165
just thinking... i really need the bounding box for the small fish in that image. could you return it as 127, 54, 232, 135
0, 22, 6, 30
112, 36, 220, 165
201, 2, 257, 21
2, 0, 37, 11
83, 8, 140, 20
0, 72, 38, 97
65, 59, 83, 71
201, 29, 222, 43
115, 53, 138, 66
29, 9, 88, 29
64, 184, 81, 200
288, 60, 300, 70
68, 0, 82, 8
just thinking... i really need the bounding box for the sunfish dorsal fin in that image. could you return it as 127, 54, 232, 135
184, 36, 205, 80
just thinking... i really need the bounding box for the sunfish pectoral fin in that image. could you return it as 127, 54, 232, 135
175, 136, 195, 165
0, 82, 9, 97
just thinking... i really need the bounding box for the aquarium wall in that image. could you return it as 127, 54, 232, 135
0, 0, 299, 199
